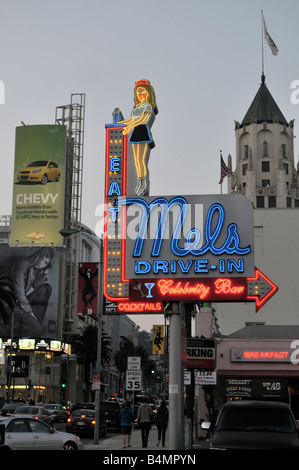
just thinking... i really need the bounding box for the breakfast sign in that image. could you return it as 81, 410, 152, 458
103, 79, 278, 313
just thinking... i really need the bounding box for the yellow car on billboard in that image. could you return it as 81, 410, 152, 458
17, 160, 60, 184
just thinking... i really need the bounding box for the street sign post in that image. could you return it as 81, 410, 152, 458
126, 370, 142, 391
127, 356, 141, 370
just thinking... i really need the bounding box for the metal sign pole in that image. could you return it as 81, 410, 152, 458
167, 302, 182, 450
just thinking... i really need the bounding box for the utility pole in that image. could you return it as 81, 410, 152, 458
93, 238, 103, 445
167, 302, 183, 449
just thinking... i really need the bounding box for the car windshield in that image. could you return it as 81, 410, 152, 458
14, 406, 38, 414
27, 161, 48, 167
73, 410, 95, 418
217, 407, 296, 433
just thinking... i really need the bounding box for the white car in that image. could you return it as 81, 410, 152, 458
0, 416, 83, 450
43, 404, 68, 423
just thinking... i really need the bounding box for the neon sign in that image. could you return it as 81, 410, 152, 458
130, 277, 248, 302
116, 197, 251, 259
119, 79, 157, 197
103, 80, 278, 313
231, 348, 293, 362
117, 301, 163, 313
123, 194, 254, 280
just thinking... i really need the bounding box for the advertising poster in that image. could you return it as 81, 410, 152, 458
152, 325, 164, 354
0, 246, 60, 339
77, 262, 99, 315
11, 125, 67, 246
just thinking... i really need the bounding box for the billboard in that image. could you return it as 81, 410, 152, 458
11, 125, 67, 246
0, 246, 60, 339
152, 325, 164, 354
77, 262, 99, 315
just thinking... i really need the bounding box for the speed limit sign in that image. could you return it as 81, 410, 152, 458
126, 370, 142, 390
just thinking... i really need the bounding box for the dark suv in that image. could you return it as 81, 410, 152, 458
202, 400, 299, 450
100, 401, 121, 431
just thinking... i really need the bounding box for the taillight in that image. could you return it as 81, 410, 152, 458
91, 420, 96, 425
33, 416, 39, 420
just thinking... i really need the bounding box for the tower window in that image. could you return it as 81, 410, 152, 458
262, 179, 270, 187
287, 197, 292, 207
282, 144, 287, 159
283, 163, 289, 174
263, 141, 268, 156
262, 161, 270, 172
242, 164, 248, 176
243, 145, 249, 159
268, 196, 276, 208
256, 196, 264, 208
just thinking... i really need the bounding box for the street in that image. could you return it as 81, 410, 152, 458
54, 421, 121, 447
54, 421, 210, 451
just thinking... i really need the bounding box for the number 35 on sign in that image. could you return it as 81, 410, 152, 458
126, 370, 142, 390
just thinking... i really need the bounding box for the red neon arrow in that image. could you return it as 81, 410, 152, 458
247, 268, 278, 312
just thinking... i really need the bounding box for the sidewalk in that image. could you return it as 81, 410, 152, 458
84, 424, 210, 451
85, 425, 167, 451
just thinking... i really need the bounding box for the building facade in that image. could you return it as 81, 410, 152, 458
213, 74, 299, 334
195, 75, 299, 434
0, 220, 136, 404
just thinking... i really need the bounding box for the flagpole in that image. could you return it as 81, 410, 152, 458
220, 150, 223, 194
261, 10, 264, 77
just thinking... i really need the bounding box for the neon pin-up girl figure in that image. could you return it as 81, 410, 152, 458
120, 79, 158, 196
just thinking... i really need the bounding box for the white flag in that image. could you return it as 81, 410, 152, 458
263, 14, 278, 56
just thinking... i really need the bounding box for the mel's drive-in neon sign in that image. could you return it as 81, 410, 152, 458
103, 79, 277, 313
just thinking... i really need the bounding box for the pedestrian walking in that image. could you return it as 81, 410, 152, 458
119, 401, 134, 448
156, 400, 168, 447
137, 396, 153, 447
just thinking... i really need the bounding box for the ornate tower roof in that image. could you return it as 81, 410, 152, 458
240, 74, 288, 128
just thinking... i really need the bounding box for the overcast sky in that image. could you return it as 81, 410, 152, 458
1, 0, 299, 331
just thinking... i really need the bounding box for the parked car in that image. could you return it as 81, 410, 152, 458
100, 401, 121, 431
0, 403, 26, 416
201, 400, 299, 450
43, 404, 68, 423
0, 416, 83, 450
66, 409, 107, 437
17, 160, 60, 184
12, 406, 55, 426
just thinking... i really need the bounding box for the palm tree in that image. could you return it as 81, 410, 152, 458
114, 336, 156, 381
71, 323, 111, 399
0, 267, 16, 325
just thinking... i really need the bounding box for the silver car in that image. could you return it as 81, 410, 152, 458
43, 404, 68, 423
0, 416, 83, 450
12, 405, 55, 426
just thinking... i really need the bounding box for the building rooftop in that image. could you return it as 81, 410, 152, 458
222, 323, 299, 339
240, 74, 288, 128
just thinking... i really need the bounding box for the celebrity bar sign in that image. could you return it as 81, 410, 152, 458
103, 79, 278, 312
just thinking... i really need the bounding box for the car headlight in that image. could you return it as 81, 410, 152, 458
32, 169, 41, 173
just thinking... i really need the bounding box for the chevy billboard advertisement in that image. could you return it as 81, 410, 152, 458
11, 124, 67, 246
0, 247, 60, 339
